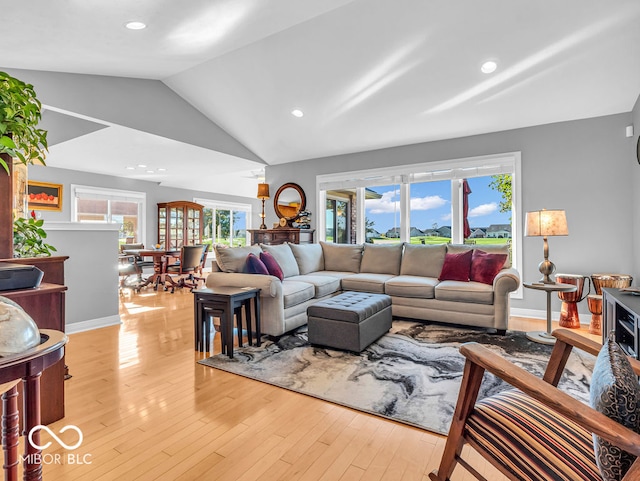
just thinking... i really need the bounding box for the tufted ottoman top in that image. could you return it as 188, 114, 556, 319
307, 291, 391, 324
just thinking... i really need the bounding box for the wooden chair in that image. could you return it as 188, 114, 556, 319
164, 245, 206, 293
429, 329, 640, 481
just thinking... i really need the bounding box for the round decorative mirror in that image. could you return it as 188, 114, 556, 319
273, 183, 306, 226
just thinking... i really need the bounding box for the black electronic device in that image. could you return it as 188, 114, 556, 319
0, 263, 44, 291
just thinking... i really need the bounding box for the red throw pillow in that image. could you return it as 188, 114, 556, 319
260, 251, 284, 281
246, 253, 269, 275
439, 249, 473, 282
470, 249, 508, 285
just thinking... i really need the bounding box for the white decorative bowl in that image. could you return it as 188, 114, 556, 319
0, 296, 40, 356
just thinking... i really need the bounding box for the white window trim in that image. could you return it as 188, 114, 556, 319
194, 197, 253, 244
316, 152, 522, 298
70, 184, 147, 246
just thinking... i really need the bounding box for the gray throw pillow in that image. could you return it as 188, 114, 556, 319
590, 334, 640, 481
400, 244, 446, 278
289, 243, 324, 274
213, 245, 262, 273
320, 241, 363, 273
260, 244, 300, 278
360, 243, 403, 275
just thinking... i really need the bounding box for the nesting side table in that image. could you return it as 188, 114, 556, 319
524, 282, 577, 344
193, 287, 261, 358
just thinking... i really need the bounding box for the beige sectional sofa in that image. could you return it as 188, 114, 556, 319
205, 241, 521, 337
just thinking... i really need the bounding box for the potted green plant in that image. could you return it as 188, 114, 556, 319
0, 71, 49, 258
13, 210, 57, 257
0, 71, 48, 173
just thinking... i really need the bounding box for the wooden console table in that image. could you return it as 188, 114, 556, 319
248, 228, 315, 245
0, 329, 67, 481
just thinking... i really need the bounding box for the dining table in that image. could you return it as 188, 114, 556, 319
122, 248, 181, 291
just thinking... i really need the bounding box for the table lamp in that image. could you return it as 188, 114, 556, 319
525, 209, 568, 284
257, 183, 270, 230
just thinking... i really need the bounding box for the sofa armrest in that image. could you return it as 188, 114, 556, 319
493, 267, 520, 295
205, 272, 281, 298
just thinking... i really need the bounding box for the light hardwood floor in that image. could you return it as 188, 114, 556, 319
34, 285, 599, 481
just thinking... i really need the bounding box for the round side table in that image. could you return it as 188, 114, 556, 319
524, 282, 577, 344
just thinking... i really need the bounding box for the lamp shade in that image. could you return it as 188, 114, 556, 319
525, 209, 568, 237
257, 183, 270, 200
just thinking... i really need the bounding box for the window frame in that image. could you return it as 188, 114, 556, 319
194, 197, 253, 247
70, 184, 147, 246
317, 152, 522, 298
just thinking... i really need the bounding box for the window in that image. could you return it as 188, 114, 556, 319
325, 196, 350, 243
71, 185, 146, 246
195, 198, 252, 248
317, 152, 522, 296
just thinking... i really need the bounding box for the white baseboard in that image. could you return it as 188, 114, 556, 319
510, 308, 591, 326
66, 315, 122, 334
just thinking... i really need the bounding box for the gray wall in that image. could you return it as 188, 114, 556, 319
46, 225, 120, 330
28, 165, 262, 246
266, 112, 637, 316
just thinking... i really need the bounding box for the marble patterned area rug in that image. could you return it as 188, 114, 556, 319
198, 321, 594, 435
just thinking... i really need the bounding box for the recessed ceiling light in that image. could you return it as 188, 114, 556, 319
137, 164, 147, 168
291, 109, 304, 118
125, 21, 147, 30
125, 166, 135, 170
157, 168, 167, 172
146, 170, 154, 174
481, 61, 497, 74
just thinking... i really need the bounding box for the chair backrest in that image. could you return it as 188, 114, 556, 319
181, 245, 206, 271
121, 243, 144, 253
198, 244, 210, 270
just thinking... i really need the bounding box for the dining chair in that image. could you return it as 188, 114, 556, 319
164, 244, 206, 293
118, 254, 147, 294
429, 329, 640, 481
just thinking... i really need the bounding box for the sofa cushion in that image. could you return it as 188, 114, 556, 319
289, 243, 324, 275
360, 243, 403, 275
281, 280, 316, 309
400, 244, 447, 278
246, 253, 269, 275
447, 244, 511, 268
214, 245, 262, 273
384, 275, 438, 299
590, 335, 640, 481
286, 274, 341, 298
260, 252, 284, 281
439, 250, 473, 282
435, 280, 494, 304
321, 242, 363, 273
470, 249, 508, 285
341, 273, 395, 294
261, 244, 300, 278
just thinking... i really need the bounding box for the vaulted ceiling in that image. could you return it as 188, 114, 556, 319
2, 0, 639, 197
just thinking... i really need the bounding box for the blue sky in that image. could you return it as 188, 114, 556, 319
365, 177, 510, 233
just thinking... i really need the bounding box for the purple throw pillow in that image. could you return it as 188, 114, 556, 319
260, 251, 284, 281
439, 249, 473, 282
246, 253, 269, 275
469, 249, 508, 285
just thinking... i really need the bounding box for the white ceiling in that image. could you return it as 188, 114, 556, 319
2, 0, 639, 196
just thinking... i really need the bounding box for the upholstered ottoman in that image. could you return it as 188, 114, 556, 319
307, 291, 392, 352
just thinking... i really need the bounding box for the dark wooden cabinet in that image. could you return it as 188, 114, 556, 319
248, 228, 315, 245
0, 256, 68, 425
157, 201, 204, 250
603, 288, 640, 359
